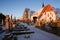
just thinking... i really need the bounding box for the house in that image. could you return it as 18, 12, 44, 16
31, 4, 56, 24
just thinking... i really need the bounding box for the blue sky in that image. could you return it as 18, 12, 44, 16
0, 0, 60, 18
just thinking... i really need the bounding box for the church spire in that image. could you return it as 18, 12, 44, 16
42, 2, 44, 7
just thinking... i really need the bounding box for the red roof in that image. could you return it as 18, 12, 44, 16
38, 4, 53, 18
